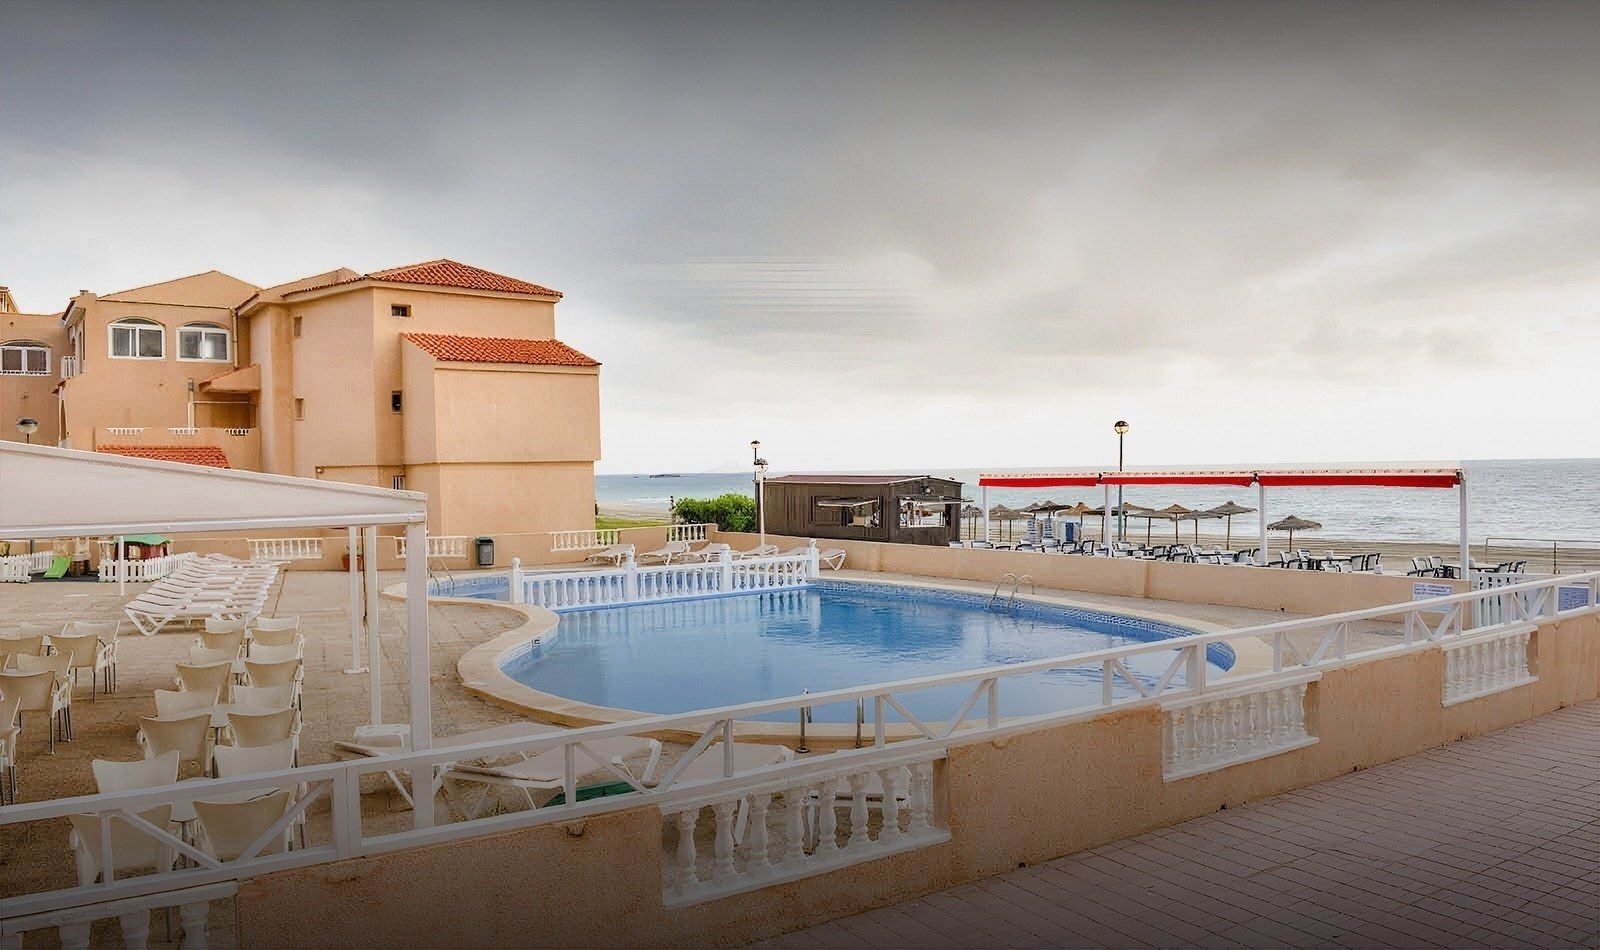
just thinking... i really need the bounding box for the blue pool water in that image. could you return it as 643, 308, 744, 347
497, 582, 1232, 723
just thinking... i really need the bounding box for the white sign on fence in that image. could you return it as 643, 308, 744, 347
1558, 586, 1592, 611
1412, 582, 1454, 600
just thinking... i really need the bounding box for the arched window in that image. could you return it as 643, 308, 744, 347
177, 322, 230, 362
0, 339, 49, 375
109, 318, 165, 359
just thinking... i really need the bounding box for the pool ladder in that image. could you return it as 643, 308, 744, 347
988, 572, 1034, 612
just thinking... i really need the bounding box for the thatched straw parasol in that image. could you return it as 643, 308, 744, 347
961, 505, 984, 539
1180, 508, 1225, 544
987, 504, 1025, 541
1154, 503, 1194, 543
1268, 515, 1322, 549
1205, 500, 1256, 548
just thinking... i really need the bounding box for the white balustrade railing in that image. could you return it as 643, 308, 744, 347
668, 523, 714, 544
1442, 626, 1535, 706
508, 551, 817, 609
394, 534, 470, 560
104, 426, 144, 437
97, 551, 197, 584
223, 427, 253, 437
549, 528, 620, 552
1162, 674, 1319, 780
2, 571, 1596, 934
167, 426, 198, 436
247, 537, 324, 561
663, 748, 947, 906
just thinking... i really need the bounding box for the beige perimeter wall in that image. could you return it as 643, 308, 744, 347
237, 611, 1598, 947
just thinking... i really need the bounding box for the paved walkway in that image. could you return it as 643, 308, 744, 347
768, 702, 1600, 949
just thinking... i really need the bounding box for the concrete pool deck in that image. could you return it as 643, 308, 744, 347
764, 699, 1600, 949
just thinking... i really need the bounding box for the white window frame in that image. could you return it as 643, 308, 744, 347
108, 318, 166, 360
176, 323, 231, 362
0, 341, 50, 375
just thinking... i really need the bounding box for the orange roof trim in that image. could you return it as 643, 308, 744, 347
99, 445, 231, 469
402, 332, 599, 367
370, 259, 562, 298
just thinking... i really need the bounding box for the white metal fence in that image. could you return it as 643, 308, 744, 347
667, 523, 713, 544
395, 535, 469, 560
0, 549, 56, 583
96, 551, 198, 584
247, 537, 323, 561
509, 551, 815, 610
2, 571, 1596, 939
549, 528, 620, 552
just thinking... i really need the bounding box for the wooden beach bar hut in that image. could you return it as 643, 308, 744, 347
763, 474, 965, 546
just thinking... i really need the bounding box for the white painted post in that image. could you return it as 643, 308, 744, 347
510, 557, 525, 604
624, 552, 639, 601
405, 521, 433, 827
363, 526, 379, 712
1257, 480, 1268, 564
981, 485, 990, 543
1103, 482, 1113, 546
344, 528, 366, 675
718, 548, 734, 592
117, 535, 125, 595
1458, 473, 1470, 581
806, 539, 819, 579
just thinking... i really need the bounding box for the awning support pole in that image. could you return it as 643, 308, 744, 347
981, 486, 990, 543
405, 521, 433, 828
1459, 475, 1469, 580
1258, 481, 1268, 563
363, 525, 379, 722
344, 528, 365, 675
117, 536, 125, 595
1104, 482, 1113, 545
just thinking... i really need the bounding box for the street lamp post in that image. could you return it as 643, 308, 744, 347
1113, 420, 1130, 541
751, 440, 769, 545
16, 417, 39, 445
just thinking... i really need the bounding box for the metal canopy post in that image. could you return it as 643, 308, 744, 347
363, 526, 379, 720
405, 521, 433, 828
1103, 482, 1113, 545
1459, 474, 1469, 579
117, 535, 125, 595
1258, 481, 1268, 563
981, 486, 990, 543
344, 527, 366, 675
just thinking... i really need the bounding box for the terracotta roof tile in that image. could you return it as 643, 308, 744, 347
99, 445, 231, 468
368, 259, 562, 298
402, 332, 599, 367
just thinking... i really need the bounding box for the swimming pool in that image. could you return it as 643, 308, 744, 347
497, 581, 1232, 723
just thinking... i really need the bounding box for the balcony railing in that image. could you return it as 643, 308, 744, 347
58, 356, 79, 379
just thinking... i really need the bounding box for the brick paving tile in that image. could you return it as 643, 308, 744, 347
770, 702, 1600, 949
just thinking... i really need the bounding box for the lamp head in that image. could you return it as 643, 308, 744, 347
1113, 420, 1130, 435
15, 417, 39, 436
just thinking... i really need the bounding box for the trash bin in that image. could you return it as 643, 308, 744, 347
1063, 522, 1078, 544
475, 536, 494, 567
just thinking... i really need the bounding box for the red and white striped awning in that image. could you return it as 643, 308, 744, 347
977, 467, 1463, 490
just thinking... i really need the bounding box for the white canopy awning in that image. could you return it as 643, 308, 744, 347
0, 442, 426, 539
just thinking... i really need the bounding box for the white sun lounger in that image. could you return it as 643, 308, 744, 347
636, 540, 691, 565
583, 544, 635, 566
441, 734, 663, 817
780, 546, 846, 570
677, 542, 731, 563
732, 544, 779, 559
332, 721, 574, 807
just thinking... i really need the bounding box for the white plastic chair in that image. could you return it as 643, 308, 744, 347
250, 642, 303, 664
189, 646, 237, 666
195, 629, 246, 657
2, 664, 72, 749
249, 627, 302, 650
249, 616, 300, 634
16, 621, 63, 638
227, 707, 299, 763
243, 659, 302, 708
194, 789, 294, 860
174, 661, 233, 697
230, 683, 294, 708
92, 749, 180, 794
68, 806, 175, 885
138, 711, 212, 776
51, 632, 115, 701
213, 738, 294, 777
203, 617, 250, 634
153, 688, 218, 718
0, 692, 20, 803
0, 634, 45, 671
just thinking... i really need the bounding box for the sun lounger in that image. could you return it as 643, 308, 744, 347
779, 546, 846, 570
583, 544, 635, 566
636, 540, 690, 565
332, 721, 570, 807
732, 544, 779, 559
441, 734, 663, 817
678, 542, 731, 563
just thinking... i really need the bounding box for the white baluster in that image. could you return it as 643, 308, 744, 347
59, 923, 91, 950
814, 778, 839, 854
845, 772, 871, 851
878, 767, 902, 842
120, 909, 151, 949
1224, 698, 1242, 755
711, 800, 738, 882
745, 793, 773, 876
673, 809, 699, 893
180, 895, 211, 940
907, 765, 932, 836
1163, 711, 1180, 771
784, 785, 808, 866
1289, 685, 1307, 738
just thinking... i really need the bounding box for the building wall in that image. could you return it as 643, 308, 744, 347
430, 364, 600, 464
284, 291, 379, 478
0, 311, 68, 446
406, 460, 595, 538
236, 611, 1599, 947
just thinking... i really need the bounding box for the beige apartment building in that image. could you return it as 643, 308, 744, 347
0, 261, 601, 535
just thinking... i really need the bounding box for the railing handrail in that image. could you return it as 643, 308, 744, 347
1483, 535, 1600, 545
3, 569, 1595, 921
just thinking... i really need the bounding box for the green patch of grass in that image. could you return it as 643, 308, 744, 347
595, 516, 670, 530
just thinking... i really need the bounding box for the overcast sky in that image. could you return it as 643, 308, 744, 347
3, 1, 1595, 473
